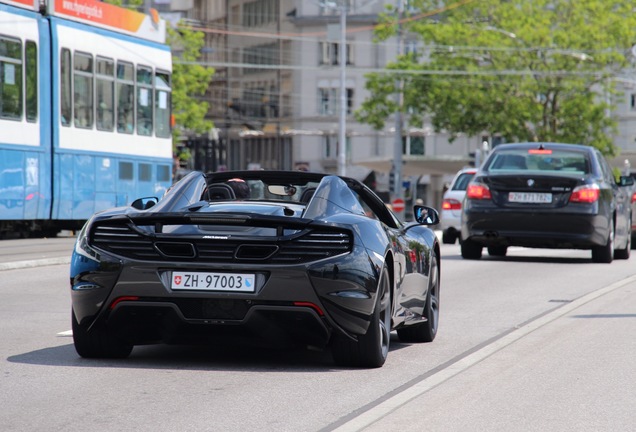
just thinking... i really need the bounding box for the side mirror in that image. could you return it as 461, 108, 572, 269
131, 197, 158, 210
414, 205, 440, 225
619, 176, 634, 187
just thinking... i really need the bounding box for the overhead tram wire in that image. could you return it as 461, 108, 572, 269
181, 0, 477, 41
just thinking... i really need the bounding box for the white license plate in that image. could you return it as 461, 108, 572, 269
171, 271, 255, 292
508, 192, 552, 203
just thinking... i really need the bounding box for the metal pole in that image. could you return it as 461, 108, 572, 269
338, 2, 347, 177
392, 0, 404, 220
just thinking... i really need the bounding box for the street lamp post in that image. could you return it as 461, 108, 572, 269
338, 1, 347, 177
392, 0, 404, 220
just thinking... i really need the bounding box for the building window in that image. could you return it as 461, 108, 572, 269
323, 135, 335, 158
318, 87, 354, 116
243, 0, 279, 27
319, 42, 353, 65
631, 94, 636, 110
318, 88, 336, 116
403, 136, 425, 155
243, 43, 278, 74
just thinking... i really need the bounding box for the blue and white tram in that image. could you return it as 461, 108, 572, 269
0, 0, 172, 237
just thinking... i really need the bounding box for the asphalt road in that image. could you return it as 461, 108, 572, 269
0, 234, 76, 270
1, 239, 635, 431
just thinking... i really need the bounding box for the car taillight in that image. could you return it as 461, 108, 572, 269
466, 183, 492, 200
442, 198, 462, 210
631, 192, 636, 204
569, 184, 600, 203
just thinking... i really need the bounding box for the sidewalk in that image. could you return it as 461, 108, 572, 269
333, 274, 636, 432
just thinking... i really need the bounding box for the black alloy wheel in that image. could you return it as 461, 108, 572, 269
72, 310, 133, 359
397, 253, 440, 343
332, 266, 391, 368
592, 219, 614, 263
614, 219, 631, 260
442, 230, 456, 244
461, 238, 483, 259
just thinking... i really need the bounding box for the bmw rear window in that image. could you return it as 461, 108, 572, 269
486, 149, 590, 174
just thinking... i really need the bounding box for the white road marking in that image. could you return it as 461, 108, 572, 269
57, 330, 73, 337
332, 273, 636, 432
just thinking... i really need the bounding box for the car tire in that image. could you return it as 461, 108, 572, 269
615, 219, 631, 260
397, 254, 439, 343
592, 220, 614, 263
461, 238, 482, 259
72, 310, 133, 359
442, 230, 456, 244
332, 266, 391, 368
487, 245, 508, 257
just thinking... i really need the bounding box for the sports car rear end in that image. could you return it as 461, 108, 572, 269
70, 171, 442, 367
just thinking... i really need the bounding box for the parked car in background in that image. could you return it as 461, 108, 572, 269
461, 143, 633, 263
70, 170, 442, 368
440, 167, 476, 244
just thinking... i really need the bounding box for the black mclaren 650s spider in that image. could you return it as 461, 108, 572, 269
70, 170, 441, 368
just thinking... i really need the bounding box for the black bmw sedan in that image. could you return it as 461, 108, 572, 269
460, 142, 634, 263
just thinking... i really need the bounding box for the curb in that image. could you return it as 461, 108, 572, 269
0, 257, 72, 271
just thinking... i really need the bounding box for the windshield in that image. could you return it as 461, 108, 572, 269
203, 178, 321, 203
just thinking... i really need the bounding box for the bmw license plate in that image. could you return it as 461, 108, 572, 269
171, 271, 255, 292
508, 192, 552, 203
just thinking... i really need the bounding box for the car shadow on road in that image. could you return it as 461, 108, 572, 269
7, 335, 413, 371
441, 253, 594, 264
481, 255, 593, 264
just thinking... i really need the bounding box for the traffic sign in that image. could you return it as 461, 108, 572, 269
392, 198, 405, 213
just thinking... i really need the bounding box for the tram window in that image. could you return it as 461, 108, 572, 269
60, 48, 72, 126
116, 61, 134, 134
73, 52, 93, 129
96, 57, 114, 131
0, 36, 23, 120
137, 66, 153, 136
119, 161, 133, 180
157, 164, 170, 182
155, 70, 171, 138
25, 40, 37, 122
139, 163, 152, 181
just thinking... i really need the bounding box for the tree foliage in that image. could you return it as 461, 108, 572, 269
356, 0, 636, 156
168, 24, 215, 144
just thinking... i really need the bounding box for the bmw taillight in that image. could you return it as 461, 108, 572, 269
442, 198, 462, 210
466, 183, 492, 200
569, 184, 600, 203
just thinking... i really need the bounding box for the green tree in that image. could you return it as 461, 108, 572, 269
357, 0, 636, 156
168, 24, 215, 144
